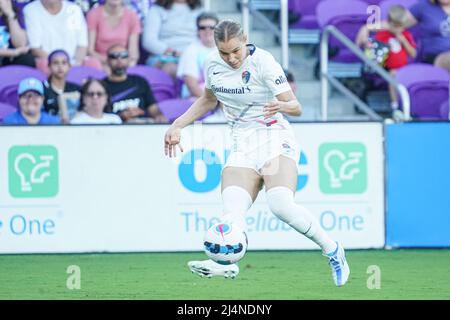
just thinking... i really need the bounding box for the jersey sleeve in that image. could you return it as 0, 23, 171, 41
260, 52, 291, 96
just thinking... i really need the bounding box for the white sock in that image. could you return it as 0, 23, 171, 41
221, 186, 253, 232
266, 186, 337, 254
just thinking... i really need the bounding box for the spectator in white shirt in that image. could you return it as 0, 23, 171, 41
24, 0, 101, 74
177, 12, 218, 99
71, 79, 122, 124
142, 0, 203, 77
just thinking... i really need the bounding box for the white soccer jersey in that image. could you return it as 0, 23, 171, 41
204, 45, 292, 133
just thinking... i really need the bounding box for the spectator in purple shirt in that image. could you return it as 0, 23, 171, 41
2, 77, 61, 125
357, 0, 450, 72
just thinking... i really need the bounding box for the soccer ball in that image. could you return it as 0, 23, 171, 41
203, 222, 248, 265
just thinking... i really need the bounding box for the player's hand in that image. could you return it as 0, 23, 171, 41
164, 125, 184, 158
264, 101, 283, 119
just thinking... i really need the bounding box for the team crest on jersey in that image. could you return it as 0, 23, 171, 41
242, 71, 251, 84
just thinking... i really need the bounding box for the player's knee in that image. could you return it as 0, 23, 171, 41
266, 186, 295, 223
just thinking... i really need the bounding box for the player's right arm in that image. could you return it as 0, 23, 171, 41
164, 88, 218, 157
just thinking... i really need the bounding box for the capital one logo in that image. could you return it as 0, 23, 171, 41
319, 143, 367, 194
178, 148, 309, 193
9, 145, 59, 198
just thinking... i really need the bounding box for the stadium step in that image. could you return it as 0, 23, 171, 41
250, 31, 277, 47
216, 12, 242, 23
328, 95, 371, 120
209, 0, 239, 12
297, 81, 321, 100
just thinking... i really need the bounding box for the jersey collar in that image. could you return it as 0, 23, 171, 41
247, 44, 256, 56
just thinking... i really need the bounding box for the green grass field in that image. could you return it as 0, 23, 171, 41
1, 250, 449, 300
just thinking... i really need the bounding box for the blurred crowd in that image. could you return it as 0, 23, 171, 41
0, 0, 228, 124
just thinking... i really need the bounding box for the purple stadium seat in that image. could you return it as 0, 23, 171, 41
128, 65, 177, 102
317, 0, 369, 62
0, 66, 46, 92
151, 86, 178, 103
440, 101, 449, 120
0, 86, 21, 107
158, 98, 212, 122
0, 66, 46, 106
0, 102, 17, 122
365, 0, 383, 4
396, 64, 450, 119
157, 98, 193, 122
66, 66, 107, 86
289, 0, 322, 29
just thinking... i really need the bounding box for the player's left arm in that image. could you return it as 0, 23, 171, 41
264, 90, 302, 118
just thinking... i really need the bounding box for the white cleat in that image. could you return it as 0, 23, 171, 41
188, 259, 239, 279
325, 242, 350, 287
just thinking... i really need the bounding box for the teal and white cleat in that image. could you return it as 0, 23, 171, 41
325, 242, 350, 287
188, 259, 239, 279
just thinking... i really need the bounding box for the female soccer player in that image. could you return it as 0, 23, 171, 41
164, 20, 350, 286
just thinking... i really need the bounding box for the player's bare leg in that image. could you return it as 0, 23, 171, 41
263, 155, 350, 286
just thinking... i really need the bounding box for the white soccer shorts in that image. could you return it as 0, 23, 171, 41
224, 127, 300, 175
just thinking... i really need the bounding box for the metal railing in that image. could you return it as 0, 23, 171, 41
242, 0, 250, 41
280, 0, 289, 70
241, 0, 289, 69
321, 26, 411, 121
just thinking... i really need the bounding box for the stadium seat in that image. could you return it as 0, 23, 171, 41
440, 100, 449, 120
289, 0, 322, 29
396, 64, 450, 119
0, 102, 17, 122
128, 65, 177, 102
0, 66, 46, 93
365, 0, 383, 4
0, 86, 21, 107
288, 0, 323, 44
157, 98, 212, 122
317, 0, 368, 63
0, 66, 47, 106
249, 0, 280, 10
66, 66, 107, 86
